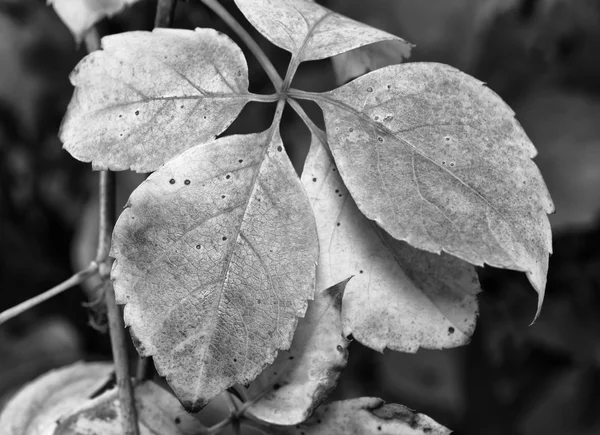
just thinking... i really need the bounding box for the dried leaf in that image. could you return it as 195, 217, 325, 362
48, 0, 141, 42
266, 397, 451, 434
310, 63, 553, 316
234, 0, 407, 61
54, 381, 204, 435
111, 129, 318, 411
246, 280, 350, 425
0, 362, 113, 435
302, 132, 480, 352
60, 28, 253, 173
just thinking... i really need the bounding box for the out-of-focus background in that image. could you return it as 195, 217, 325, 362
1, 0, 599, 433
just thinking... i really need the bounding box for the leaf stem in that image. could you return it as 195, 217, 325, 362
155, 0, 178, 28
0, 263, 99, 326
286, 98, 327, 146
200, 0, 283, 90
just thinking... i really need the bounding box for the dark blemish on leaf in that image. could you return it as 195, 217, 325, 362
175, 417, 181, 424
374, 115, 380, 121
221, 195, 226, 199
335, 189, 340, 193
337, 223, 341, 226
135, 110, 139, 116
359, 270, 363, 274
384, 115, 393, 122
367, 86, 373, 92
378, 426, 382, 431
338, 194, 343, 197
233, 358, 237, 362
277, 146, 283, 152
180, 105, 184, 109
273, 383, 281, 390
424, 428, 432, 433
195, 244, 201, 249
332, 168, 336, 172
203, 115, 207, 119
445, 136, 450, 141
222, 236, 227, 241
377, 136, 384, 142
289, 356, 294, 360
169, 179, 175, 184
387, 84, 392, 89
441, 161, 446, 165
226, 174, 231, 179
120, 133, 123, 137
184, 179, 191, 185
239, 159, 243, 163
349, 127, 354, 132
336, 345, 343, 352
312, 177, 317, 182
449, 162, 455, 167
317, 419, 322, 424
448, 327, 455, 334
119, 114, 122, 118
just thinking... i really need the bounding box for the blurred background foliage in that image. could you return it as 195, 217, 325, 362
1, 0, 599, 434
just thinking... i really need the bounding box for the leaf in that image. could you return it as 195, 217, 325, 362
245, 279, 350, 425
60, 28, 253, 173
331, 40, 412, 85
54, 381, 205, 435
308, 62, 554, 316
111, 128, 319, 411
265, 397, 451, 435
233, 0, 407, 62
48, 0, 141, 42
301, 131, 480, 352
0, 362, 113, 435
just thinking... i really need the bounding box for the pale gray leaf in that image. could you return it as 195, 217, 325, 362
311, 63, 553, 316
302, 132, 480, 353
49, 0, 141, 42
246, 280, 350, 425
234, 0, 407, 61
60, 28, 251, 173
54, 381, 204, 435
266, 397, 451, 434
0, 362, 113, 435
111, 129, 318, 411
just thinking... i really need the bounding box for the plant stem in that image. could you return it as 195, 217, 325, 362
0, 263, 98, 326
200, 0, 283, 90
97, 171, 140, 435
155, 0, 178, 28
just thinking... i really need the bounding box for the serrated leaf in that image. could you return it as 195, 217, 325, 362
60, 28, 253, 173
266, 397, 451, 435
48, 0, 140, 42
0, 362, 113, 435
301, 132, 480, 353
54, 381, 204, 435
233, 0, 407, 62
111, 128, 318, 411
307, 62, 553, 316
246, 279, 350, 425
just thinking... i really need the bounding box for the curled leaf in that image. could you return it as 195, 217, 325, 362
266, 397, 451, 434
234, 0, 407, 62
302, 131, 480, 353
60, 28, 253, 172
246, 280, 350, 425
308, 63, 553, 316
111, 129, 318, 411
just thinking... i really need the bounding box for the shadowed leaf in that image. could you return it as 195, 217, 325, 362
302, 132, 480, 352
60, 28, 253, 173
54, 381, 204, 435
234, 0, 408, 62
111, 129, 318, 411
246, 279, 350, 425
0, 362, 113, 435
308, 62, 553, 316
